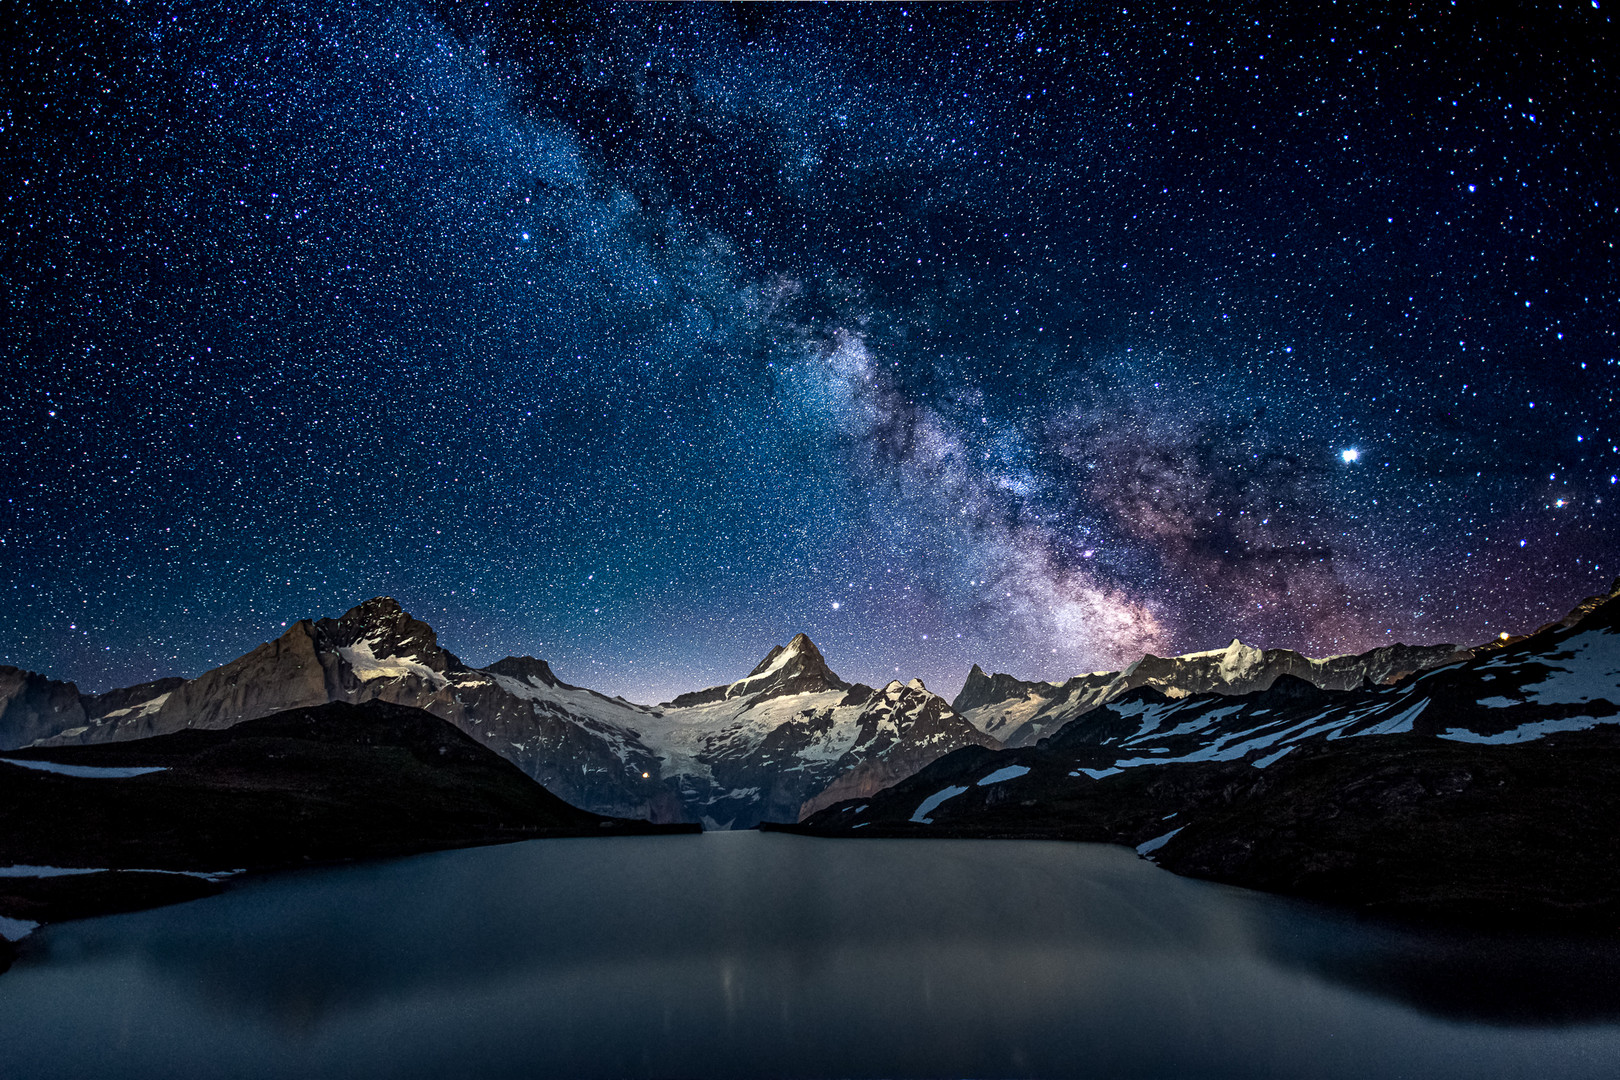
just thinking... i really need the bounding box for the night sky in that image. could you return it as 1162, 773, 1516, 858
4, 1, 1617, 704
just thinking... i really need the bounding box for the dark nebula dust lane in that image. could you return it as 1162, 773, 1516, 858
3, 1, 1617, 702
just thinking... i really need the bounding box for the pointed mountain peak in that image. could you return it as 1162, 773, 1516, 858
741, 633, 823, 678
316, 598, 465, 673
744, 645, 787, 678
951, 663, 998, 712
340, 596, 405, 624
481, 656, 561, 689
1219, 638, 1264, 670
950, 665, 1059, 713
727, 633, 847, 701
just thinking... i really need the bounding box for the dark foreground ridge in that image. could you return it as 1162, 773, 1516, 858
779, 581, 1620, 931
774, 729, 1620, 929
0, 700, 696, 969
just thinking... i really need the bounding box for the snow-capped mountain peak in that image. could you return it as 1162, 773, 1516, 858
317, 597, 465, 676
1218, 638, 1264, 679
723, 633, 848, 702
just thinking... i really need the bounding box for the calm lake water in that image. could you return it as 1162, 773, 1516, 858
3, 832, 1619, 1078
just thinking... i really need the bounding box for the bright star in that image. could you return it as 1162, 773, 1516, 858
1340, 449, 1359, 463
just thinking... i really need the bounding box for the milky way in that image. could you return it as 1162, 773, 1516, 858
3, 1, 1617, 702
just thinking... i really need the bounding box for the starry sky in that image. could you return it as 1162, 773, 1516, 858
3, 0, 1617, 704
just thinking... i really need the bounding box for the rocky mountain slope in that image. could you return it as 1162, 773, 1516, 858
789, 581, 1620, 928
614, 635, 1000, 828
0, 668, 87, 751
7, 598, 680, 821
2, 605, 993, 829
951, 638, 1465, 747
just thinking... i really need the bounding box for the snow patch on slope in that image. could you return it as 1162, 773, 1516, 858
1136, 826, 1184, 857
0, 758, 167, 779
1439, 714, 1620, 745
960, 693, 1050, 739
339, 636, 449, 688
910, 784, 970, 823
95, 692, 172, 720
1252, 746, 1296, 768
976, 765, 1030, 786
1352, 698, 1429, 736
725, 637, 806, 698
1503, 630, 1620, 707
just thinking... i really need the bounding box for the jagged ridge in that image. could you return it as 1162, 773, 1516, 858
952, 637, 1466, 747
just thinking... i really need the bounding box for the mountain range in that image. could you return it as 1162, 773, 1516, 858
1, 601, 999, 828
951, 638, 1465, 747
0, 596, 1511, 829
786, 579, 1620, 927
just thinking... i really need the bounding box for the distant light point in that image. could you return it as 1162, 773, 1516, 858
1340, 448, 1359, 463
830, 601, 840, 610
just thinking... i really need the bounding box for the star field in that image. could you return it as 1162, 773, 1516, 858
3, 1, 1617, 703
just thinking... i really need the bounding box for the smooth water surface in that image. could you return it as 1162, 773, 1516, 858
3, 833, 1619, 1078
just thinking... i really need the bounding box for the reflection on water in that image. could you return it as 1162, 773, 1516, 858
2, 833, 1618, 1079
1253, 899, 1620, 1026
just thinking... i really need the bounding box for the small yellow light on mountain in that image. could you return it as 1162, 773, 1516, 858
642, 772, 650, 779
1499, 632, 1510, 640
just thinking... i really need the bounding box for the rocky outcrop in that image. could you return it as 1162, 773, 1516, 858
0, 668, 86, 751
952, 664, 1060, 714
133, 622, 334, 737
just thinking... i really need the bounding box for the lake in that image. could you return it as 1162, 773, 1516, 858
2, 832, 1618, 1078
